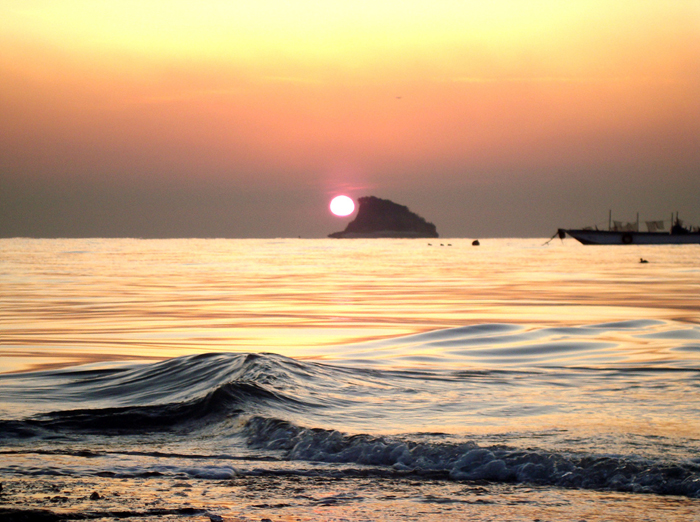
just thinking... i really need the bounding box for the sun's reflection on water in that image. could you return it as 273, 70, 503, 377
1, 238, 699, 372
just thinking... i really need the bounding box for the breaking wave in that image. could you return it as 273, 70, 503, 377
242, 417, 700, 498
2, 343, 700, 498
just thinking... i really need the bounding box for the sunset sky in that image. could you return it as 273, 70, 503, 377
2, 1, 699, 238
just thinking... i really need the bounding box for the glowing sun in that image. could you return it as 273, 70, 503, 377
330, 195, 355, 217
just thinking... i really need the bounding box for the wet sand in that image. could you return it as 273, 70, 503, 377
2, 474, 698, 522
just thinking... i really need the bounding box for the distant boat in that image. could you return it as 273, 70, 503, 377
557, 212, 700, 245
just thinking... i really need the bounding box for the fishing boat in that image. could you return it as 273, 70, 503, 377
557, 212, 700, 245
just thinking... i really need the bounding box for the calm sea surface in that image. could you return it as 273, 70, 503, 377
1, 238, 699, 521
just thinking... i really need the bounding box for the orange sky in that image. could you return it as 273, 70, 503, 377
1, 1, 699, 237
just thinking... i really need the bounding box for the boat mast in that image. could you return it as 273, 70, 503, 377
637, 212, 639, 232
608, 210, 611, 231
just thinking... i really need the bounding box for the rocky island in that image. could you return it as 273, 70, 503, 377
328, 196, 439, 238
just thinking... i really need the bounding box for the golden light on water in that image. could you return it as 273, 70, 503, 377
2, 238, 700, 372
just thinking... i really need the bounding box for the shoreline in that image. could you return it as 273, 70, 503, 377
1, 474, 698, 522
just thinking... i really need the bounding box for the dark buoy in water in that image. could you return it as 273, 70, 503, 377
472, 240, 480, 246
640, 258, 649, 263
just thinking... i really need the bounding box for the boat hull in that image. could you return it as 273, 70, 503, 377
560, 229, 700, 245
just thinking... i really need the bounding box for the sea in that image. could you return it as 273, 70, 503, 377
1, 238, 699, 521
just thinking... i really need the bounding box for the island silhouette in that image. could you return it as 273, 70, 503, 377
328, 196, 439, 238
